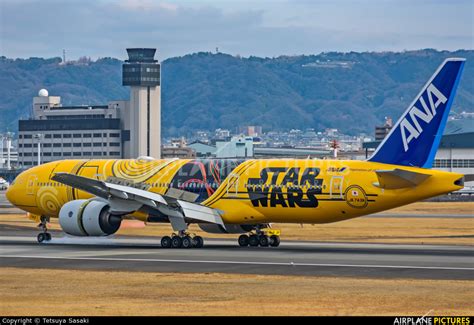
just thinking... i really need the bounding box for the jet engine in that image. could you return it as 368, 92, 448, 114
59, 199, 122, 236
199, 224, 258, 234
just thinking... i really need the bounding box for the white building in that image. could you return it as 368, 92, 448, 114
0, 134, 18, 169
433, 127, 474, 188
216, 136, 253, 158
18, 90, 126, 167
188, 141, 217, 158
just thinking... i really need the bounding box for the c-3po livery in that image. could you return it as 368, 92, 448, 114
6, 58, 466, 248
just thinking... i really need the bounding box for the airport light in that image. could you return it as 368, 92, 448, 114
33, 133, 43, 166
2, 132, 14, 170
330, 140, 340, 158
0, 135, 3, 168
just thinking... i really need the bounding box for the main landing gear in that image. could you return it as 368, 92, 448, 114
238, 228, 281, 248
161, 231, 204, 249
37, 216, 52, 243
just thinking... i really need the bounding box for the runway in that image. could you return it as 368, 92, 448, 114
1, 192, 473, 280
1, 228, 473, 280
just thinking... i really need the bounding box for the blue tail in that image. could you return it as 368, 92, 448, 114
369, 58, 465, 168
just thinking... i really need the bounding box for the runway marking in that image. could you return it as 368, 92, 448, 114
2, 236, 472, 251
0, 255, 473, 271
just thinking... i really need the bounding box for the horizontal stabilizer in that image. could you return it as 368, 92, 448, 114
375, 169, 431, 189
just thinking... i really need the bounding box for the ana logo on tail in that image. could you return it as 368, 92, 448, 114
369, 58, 465, 168
400, 83, 447, 152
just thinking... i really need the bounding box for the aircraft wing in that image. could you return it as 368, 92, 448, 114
375, 168, 431, 189
51, 172, 225, 229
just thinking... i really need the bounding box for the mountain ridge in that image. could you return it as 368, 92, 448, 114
1, 49, 473, 137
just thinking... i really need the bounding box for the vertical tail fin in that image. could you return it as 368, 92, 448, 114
369, 58, 465, 168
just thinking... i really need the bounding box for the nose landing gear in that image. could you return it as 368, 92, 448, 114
238, 228, 281, 248
37, 216, 52, 243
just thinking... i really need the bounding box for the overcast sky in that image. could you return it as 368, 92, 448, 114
1, 0, 473, 60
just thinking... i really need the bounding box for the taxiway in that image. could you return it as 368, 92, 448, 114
1, 228, 472, 280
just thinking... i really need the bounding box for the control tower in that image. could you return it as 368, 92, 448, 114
122, 48, 161, 158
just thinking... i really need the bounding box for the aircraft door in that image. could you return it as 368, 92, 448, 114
226, 173, 240, 197
26, 174, 37, 195
329, 176, 344, 199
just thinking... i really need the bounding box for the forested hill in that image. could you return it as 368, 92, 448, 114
1, 49, 473, 136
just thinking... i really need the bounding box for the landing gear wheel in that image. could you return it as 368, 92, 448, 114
171, 236, 183, 248
161, 236, 172, 248
259, 235, 270, 247
249, 234, 259, 247
270, 235, 280, 247
182, 236, 193, 249
193, 236, 204, 248
238, 234, 249, 247
37, 216, 51, 244
37, 233, 47, 243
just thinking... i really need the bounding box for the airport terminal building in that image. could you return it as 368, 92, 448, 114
18, 92, 127, 167
17, 48, 162, 167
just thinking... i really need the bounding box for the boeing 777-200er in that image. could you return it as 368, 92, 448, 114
6, 58, 467, 248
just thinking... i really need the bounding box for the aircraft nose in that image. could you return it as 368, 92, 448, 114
5, 181, 16, 205
5, 172, 25, 206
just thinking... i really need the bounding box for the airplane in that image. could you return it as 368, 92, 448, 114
6, 58, 466, 248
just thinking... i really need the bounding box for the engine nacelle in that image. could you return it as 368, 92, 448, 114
59, 199, 122, 236
198, 224, 256, 234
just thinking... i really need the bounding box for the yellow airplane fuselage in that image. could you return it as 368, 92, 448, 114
6, 158, 463, 225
